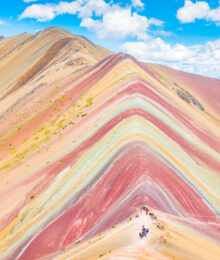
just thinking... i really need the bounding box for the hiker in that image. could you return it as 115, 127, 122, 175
142, 226, 149, 237
157, 223, 164, 230
139, 225, 150, 239
145, 228, 149, 235
149, 213, 157, 220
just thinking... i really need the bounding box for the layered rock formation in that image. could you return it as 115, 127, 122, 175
0, 27, 219, 260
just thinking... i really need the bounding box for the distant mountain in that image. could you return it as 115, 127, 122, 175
0, 36, 4, 40
0, 27, 219, 260
0, 27, 112, 100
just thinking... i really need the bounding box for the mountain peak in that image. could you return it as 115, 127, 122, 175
35, 26, 73, 38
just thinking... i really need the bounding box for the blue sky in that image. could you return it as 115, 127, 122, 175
0, 0, 220, 78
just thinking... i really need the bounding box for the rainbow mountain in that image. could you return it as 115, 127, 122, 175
0, 27, 220, 260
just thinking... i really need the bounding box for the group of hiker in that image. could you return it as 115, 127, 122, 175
149, 212, 157, 220
139, 225, 149, 239
137, 203, 152, 239
128, 202, 167, 244
137, 202, 165, 240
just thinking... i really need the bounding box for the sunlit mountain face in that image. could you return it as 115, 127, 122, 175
0, 27, 219, 260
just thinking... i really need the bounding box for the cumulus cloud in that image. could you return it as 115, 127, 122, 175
81, 7, 163, 40
19, 0, 163, 39
177, 0, 220, 24
20, 4, 56, 21
121, 38, 220, 78
19, 1, 81, 22
77, 0, 109, 18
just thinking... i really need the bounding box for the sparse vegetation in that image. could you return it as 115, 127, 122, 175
85, 97, 94, 107
107, 97, 114, 102
10, 148, 16, 155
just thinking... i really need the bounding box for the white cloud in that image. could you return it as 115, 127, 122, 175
19, 1, 81, 22
122, 39, 194, 62
56, 1, 82, 15
209, 4, 220, 22
79, 0, 163, 40
177, 0, 220, 24
23, 0, 38, 2
148, 17, 164, 26
77, 0, 109, 18
152, 30, 174, 37
19, 4, 57, 21
19, 0, 163, 40
81, 7, 163, 40
121, 38, 220, 78
132, 0, 144, 8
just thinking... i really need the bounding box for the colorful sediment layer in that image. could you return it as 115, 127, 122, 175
0, 28, 219, 260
